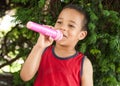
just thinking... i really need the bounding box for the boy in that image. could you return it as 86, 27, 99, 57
20, 4, 93, 86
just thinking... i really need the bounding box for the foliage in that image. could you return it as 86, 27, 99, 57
12, 72, 34, 86
0, 0, 120, 86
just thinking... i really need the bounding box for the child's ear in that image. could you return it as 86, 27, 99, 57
78, 31, 87, 40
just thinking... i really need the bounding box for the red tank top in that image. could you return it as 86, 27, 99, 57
34, 46, 84, 86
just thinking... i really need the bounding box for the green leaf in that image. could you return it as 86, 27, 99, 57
103, 10, 110, 17
79, 43, 87, 53
38, 0, 45, 8
116, 67, 120, 73
90, 11, 98, 21
90, 49, 101, 55
88, 22, 96, 31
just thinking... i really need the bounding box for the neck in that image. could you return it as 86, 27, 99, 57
54, 44, 76, 58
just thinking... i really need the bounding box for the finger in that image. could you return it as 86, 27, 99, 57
49, 36, 54, 42
43, 25, 55, 30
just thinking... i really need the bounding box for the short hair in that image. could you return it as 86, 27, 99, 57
63, 4, 89, 31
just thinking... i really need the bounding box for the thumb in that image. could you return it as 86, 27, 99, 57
49, 36, 54, 43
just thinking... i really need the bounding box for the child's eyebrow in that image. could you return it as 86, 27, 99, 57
69, 20, 77, 25
57, 18, 78, 26
57, 17, 63, 20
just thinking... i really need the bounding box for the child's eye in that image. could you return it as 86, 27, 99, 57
68, 24, 75, 28
57, 21, 62, 24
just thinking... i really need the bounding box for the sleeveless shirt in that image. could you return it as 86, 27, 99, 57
34, 46, 84, 86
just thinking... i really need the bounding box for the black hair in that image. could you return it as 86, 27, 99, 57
63, 4, 89, 31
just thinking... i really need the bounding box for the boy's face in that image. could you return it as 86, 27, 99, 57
54, 8, 87, 47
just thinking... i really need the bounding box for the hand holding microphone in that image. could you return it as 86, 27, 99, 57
26, 21, 63, 41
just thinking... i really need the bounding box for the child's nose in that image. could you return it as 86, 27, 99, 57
59, 25, 67, 31
60, 28, 65, 31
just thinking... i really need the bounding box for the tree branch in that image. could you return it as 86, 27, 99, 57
0, 55, 21, 69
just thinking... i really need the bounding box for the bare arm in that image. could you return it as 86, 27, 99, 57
81, 56, 93, 86
20, 34, 53, 81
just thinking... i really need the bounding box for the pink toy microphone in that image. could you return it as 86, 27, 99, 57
26, 21, 63, 40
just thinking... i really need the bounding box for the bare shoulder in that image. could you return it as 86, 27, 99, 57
81, 56, 93, 86
83, 56, 93, 70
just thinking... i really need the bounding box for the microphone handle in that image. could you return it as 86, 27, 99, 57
26, 21, 63, 40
